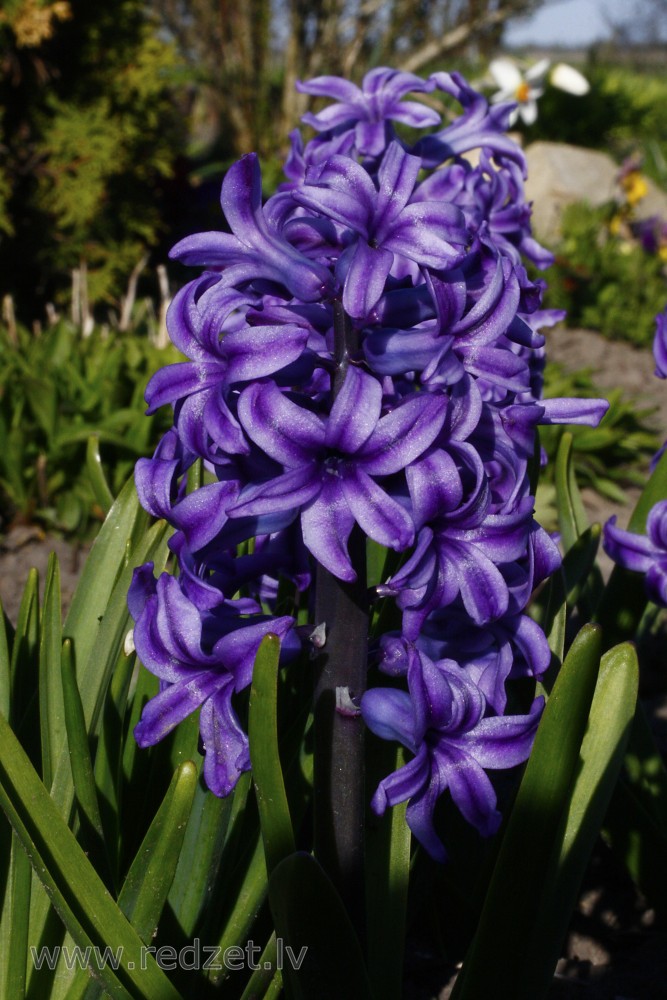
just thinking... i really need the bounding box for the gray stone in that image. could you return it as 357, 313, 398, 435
523, 140, 667, 246
523, 141, 618, 244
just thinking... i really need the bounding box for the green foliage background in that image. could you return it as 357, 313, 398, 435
543, 202, 667, 346
0, 0, 186, 312
0, 316, 178, 535
527, 63, 667, 188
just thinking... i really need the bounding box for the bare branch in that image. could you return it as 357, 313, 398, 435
400, 7, 512, 74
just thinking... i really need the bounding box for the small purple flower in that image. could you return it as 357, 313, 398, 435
171, 154, 333, 302
231, 365, 446, 580
129, 563, 296, 796
415, 608, 551, 713
603, 500, 667, 605
296, 67, 440, 157
653, 307, 667, 379
293, 141, 469, 318
415, 71, 527, 173
144, 277, 311, 460
381, 493, 537, 636
361, 646, 543, 860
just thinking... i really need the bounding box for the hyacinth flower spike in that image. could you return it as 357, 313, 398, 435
128, 64, 610, 883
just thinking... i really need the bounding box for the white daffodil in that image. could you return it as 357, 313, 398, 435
489, 57, 550, 126
489, 57, 589, 126
550, 62, 590, 97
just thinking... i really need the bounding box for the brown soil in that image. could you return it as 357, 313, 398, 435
0, 525, 89, 625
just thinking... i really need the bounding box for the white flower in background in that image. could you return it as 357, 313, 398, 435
489, 57, 590, 126
550, 62, 590, 96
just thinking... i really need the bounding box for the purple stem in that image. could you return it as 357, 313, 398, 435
313, 300, 368, 934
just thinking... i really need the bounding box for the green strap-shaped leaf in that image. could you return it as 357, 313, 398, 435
92, 647, 136, 889
205, 722, 315, 988
0, 595, 10, 720
62, 476, 149, 668
0, 709, 183, 1000
57, 760, 198, 1000
205, 831, 267, 990
10, 568, 40, 769
451, 623, 602, 1000
60, 639, 108, 875
26, 487, 171, 987
117, 760, 198, 942
86, 435, 115, 516
239, 933, 282, 1000
561, 523, 600, 608
39, 553, 63, 792
50, 516, 170, 820
202, 637, 316, 991
2, 832, 32, 1000
269, 852, 373, 1000
365, 743, 411, 1000
594, 446, 667, 893
120, 656, 159, 795
167, 778, 237, 938
530, 568, 567, 696
626, 445, 667, 533
204, 699, 314, 988
10, 567, 39, 701
518, 642, 638, 999
186, 457, 203, 494
248, 633, 295, 875
554, 431, 588, 552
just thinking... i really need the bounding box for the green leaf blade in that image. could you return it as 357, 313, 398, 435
118, 760, 198, 943
268, 853, 373, 1000
248, 634, 295, 876
521, 641, 639, 999
452, 623, 602, 1000
0, 709, 183, 1000
554, 431, 589, 552
86, 435, 115, 516
39, 552, 63, 792
60, 638, 107, 870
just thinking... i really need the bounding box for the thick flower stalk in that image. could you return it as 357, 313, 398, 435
129, 65, 609, 873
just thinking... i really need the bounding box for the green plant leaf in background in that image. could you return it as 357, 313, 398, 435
86, 434, 115, 516
365, 742, 411, 1000
248, 633, 296, 877
0, 708, 183, 1000
39, 553, 64, 792
554, 431, 589, 553
269, 852, 374, 1000
451, 623, 603, 999
593, 445, 667, 913
60, 638, 110, 880
23, 478, 171, 991
117, 760, 198, 943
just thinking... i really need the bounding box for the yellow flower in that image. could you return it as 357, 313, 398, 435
609, 214, 623, 236
621, 170, 648, 207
